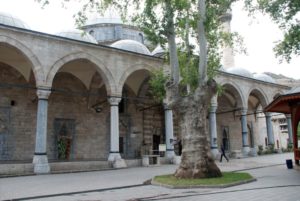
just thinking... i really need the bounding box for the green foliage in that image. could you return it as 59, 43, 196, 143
57, 138, 67, 159
216, 84, 225, 96
153, 172, 253, 186
244, 0, 300, 62
178, 50, 199, 93
257, 145, 264, 155
148, 69, 168, 102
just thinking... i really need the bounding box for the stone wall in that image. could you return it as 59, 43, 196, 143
0, 63, 36, 161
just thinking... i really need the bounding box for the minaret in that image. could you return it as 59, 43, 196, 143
220, 10, 235, 69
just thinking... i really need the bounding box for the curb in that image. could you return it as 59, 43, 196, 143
151, 178, 257, 189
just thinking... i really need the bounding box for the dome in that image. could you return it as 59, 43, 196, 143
111, 39, 151, 55
55, 29, 98, 44
253, 73, 276, 83
226, 67, 253, 78
84, 17, 123, 26
152, 45, 165, 57
284, 86, 300, 95
0, 11, 30, 29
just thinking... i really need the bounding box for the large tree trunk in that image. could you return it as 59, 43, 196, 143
174, 80, 222, 179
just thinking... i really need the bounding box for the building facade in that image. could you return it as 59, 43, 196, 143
0, 12, 295, 175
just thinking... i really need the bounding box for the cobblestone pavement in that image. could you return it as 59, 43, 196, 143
1, 153, 299, 201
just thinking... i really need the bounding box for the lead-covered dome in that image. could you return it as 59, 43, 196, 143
84, 17, 123, 26
56, 29, 98, 44
284, 86, 300, 95
253, 73, 276, 83
111, 39, 151, 55
226, 67, 253, 78
0, 11, 30, 29
152, 45, 165, 57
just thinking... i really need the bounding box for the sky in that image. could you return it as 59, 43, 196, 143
0, 0, 299, 79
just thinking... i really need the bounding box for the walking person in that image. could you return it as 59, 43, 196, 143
220, 144, 229, 162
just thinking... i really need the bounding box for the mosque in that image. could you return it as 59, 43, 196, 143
0, 11, 296, 175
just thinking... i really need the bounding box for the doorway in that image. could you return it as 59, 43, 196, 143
222, 126, 230, 151
54, 118, 75, 160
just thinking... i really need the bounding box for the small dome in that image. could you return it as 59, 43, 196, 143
226, 67, 253, 78
285, 86, 300, 95
84, 17, 123, 26
56, 29, 98, 44
152, 45, 165, 57
253, 73, 276, 83
111, 39, 151, 55
0, 11, 30, 29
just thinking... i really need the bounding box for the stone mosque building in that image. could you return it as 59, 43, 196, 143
0, 11, 296, 175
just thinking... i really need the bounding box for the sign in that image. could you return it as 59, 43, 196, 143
159, 144, 166, 152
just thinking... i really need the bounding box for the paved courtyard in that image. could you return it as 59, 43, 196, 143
1, 153, 299, 201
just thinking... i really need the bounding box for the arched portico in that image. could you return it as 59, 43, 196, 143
0, 35, 44, 86
117, 63, 156, 95
216, 81, 247, 157
46, 52, 115, 95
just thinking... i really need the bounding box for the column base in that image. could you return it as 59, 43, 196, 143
108, 152, 127, 168
166, 150, 175, 158
249, 147, 257, 156
242, 146, 250, 157
172, 155, 181, 165
33, 154, 50, 174
210, 147, 219, 159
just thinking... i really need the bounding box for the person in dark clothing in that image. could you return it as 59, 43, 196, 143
220, 145, 229, 162
178, 140, 182, 156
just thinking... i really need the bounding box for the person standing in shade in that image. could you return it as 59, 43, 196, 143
220, 144, 229, 162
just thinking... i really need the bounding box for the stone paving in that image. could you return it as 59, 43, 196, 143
0, 153, 299, 201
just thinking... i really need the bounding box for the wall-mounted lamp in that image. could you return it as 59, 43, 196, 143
94, 106, 102, 113
92, 100, 106, 113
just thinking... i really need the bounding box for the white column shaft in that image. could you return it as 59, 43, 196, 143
165, 108, 175, 158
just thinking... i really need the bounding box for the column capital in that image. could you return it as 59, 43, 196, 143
285, 114, 291, 118
210, 105, 217, 113
264, 112, 272, 117
240, 107, 248, 115
108, 97, 121, 106
163, 104, 172, 111
36, 88, 51, 100
210, 94, 218, 106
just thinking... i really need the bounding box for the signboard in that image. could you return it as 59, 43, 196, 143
159, 144, 166, 152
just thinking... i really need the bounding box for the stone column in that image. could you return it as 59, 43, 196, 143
209, 96, 219, 158
265, 112, 275, 146
33, 89, 51, 174
286, 114, 293, 144
108, 97, 126, 168
164, 105, 175, 161
241, 108, 250, 156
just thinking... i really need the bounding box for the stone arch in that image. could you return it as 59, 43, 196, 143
246, 87, 269, 108
0, 35, 44, 86
219, 80, 246, 108
46, 52, 115, 95
272, 90, 284, 100
117, 63, 155, 95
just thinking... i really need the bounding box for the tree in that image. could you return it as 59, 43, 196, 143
244, 0, 300, 62
37, 0, 234, 179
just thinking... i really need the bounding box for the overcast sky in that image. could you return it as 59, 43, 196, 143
0, 0, 299, 79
